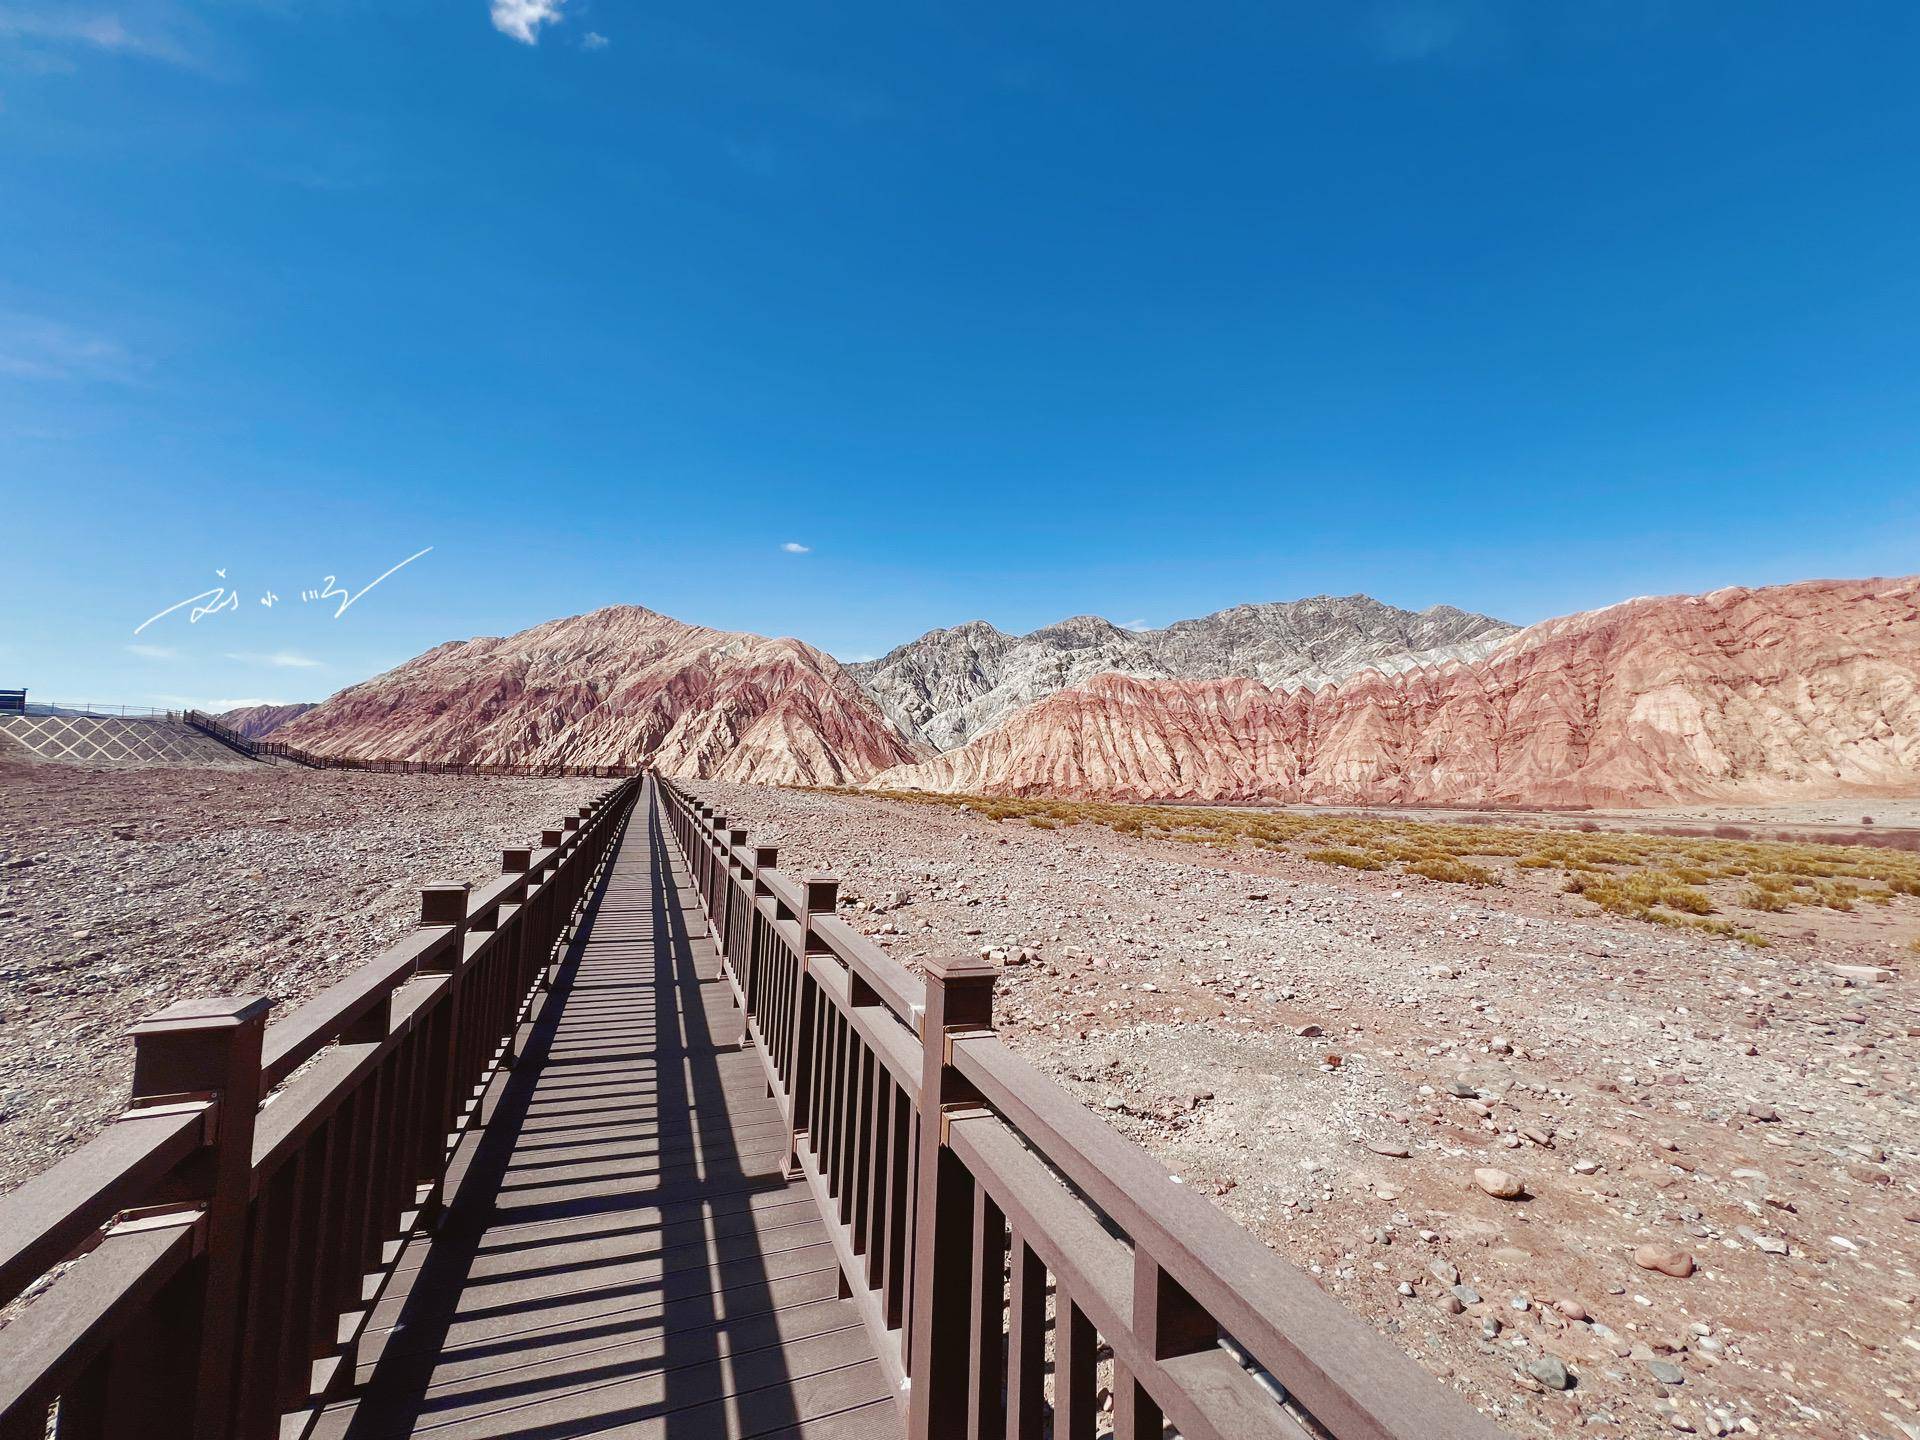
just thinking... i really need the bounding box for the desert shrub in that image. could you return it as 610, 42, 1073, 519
1406, 856, 1498, 885
1305, 847, 1383, 871
856, 787, 1920, 928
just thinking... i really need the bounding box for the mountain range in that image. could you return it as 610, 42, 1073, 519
237, 574, 1920, 808
267, 606, 920, 784
849, 597, 1514, 751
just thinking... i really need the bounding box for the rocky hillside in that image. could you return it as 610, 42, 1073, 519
868, 576, 1920, 807
218, 702, 315, 739
850, 596, 1514, 750
275, 605, 925, 784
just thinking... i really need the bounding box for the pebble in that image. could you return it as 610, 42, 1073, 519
1646, 1358, 1686, 1385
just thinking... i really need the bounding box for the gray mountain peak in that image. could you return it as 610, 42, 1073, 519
848, 594, 1516, 751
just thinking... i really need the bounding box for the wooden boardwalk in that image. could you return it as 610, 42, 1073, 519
315, 781, 903, 1440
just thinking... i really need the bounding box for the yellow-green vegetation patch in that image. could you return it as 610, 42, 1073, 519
822, 787, 1920, 945
1303, 847, 1383, 871
1406, 855, 1499, 885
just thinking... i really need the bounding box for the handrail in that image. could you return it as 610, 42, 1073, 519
0, 775, 642, 1439
654, 774, 1509, 1440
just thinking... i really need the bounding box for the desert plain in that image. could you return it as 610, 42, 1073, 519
1, 759, 1915, 1440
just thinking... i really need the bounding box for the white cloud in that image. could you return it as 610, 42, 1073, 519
151, 694, 291, 711
581, 30, 608, 49
224, 650, 324, 669
490, 0, 565, 44
781, 541, 812, 554
125, 642, 178, 659
0, 6, 205, 69
0, 314, 142, 384
1121, 618, 1154, 632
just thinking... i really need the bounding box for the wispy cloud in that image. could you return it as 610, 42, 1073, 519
581, 30, 608, 50
151, 693, 291, 712
490, 0, 565, 44
781, 541, 812, 555
0, 314, 144, 384
1120, 619, 1154, 632
224, 650, 324, 669
1365, 2, 1495, 63
125, 642, 178, 659
0, 5, 208, 70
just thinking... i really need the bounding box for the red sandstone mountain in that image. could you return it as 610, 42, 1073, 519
276, 606, 925, 784
868, 577, 1920, 807
218, 702, 315, 739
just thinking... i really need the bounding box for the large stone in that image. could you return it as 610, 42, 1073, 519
1633, 1245, 1696, 1278
1474, 1167, 1526, 1199
1528, 1355, 1573, 1390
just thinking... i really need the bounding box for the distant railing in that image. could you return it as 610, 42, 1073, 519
17, 701, 179, 719
657, 777, 1507, 1440
183, 710, 640, 778
0, 778, 640, 1439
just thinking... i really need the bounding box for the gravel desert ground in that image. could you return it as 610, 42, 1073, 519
686, 781, 1919, 1440
3, 760, 1914, 1438
0, 760, 604, 1194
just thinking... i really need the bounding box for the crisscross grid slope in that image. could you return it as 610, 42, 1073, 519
0, 714, 254, 767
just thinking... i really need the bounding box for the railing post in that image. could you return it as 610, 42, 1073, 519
785, 874, 836, 1174
906, 956, 997, 1440
416, 883, 472, 1221
501, 846, 535, 1060
126, 994, 270, 1440
748, 845, 778, 1013
721, 825, 748, 974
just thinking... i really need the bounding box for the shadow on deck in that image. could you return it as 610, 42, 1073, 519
316, 785, 901, 1440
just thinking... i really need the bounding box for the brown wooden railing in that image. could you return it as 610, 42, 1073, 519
0, 778, 640, 1440
183, 710, 639, 778
659, 776, 1509, 1440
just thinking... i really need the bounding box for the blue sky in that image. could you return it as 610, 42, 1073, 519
2, 1, 1917, 708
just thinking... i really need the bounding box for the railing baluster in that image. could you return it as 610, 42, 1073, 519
1005, 1235, 1046, 1440
968, 1187, 1008, 1440
1055, 1296, 1098, 1440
